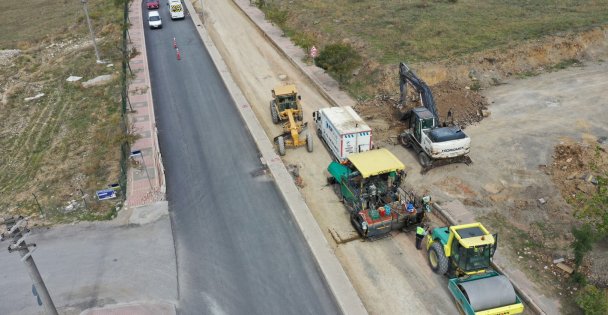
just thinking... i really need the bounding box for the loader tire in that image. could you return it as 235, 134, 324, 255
270, 102, 279, 124
399, 134, 412, 148
306, 133, 313, 153
428, 241, 448, 275
277, 136, 286, 156
419, 152, 432, 168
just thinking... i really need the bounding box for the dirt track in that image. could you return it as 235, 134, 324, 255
202, 1, 608, 313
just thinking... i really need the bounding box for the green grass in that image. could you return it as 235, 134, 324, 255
273, 0, 608, 63
261, 0, 605, 97
0, 0, 127, 223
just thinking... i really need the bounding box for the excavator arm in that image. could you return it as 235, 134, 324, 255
399, 62, 440, 121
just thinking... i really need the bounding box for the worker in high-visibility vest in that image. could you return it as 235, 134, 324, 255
415, 224, 429, 250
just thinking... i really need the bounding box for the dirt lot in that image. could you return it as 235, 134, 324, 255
205, 1, 608, 313
395, 61, 608, 313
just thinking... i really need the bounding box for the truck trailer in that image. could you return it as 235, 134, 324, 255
313, 106, 372, 163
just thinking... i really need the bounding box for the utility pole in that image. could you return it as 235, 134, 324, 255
2, 217, 58, 315
81, 0, 102, 63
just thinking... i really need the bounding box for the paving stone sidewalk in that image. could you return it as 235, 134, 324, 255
125, 0, 166, 209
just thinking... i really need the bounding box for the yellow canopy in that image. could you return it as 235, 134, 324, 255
451, 223, 495, 248
348, 149, 405, 178
273, 84, 298, 96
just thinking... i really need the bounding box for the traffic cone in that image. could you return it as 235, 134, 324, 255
176, 48, 181, 60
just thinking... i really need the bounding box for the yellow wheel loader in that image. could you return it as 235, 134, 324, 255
270, 85, 312, 155
426, 222, 524, 315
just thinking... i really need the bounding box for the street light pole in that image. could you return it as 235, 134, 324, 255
81, 0, 102, 63
2, 217, 58, 315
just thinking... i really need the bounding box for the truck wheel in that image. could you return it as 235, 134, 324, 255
316, 129, 322, 139
277, 136, 286, 156
297, 113, 303, 121
428, 242, 448, 275
399, 134, 412, 148
270, 102, 279, 124
306, 133, 313, 152
419, 152, 432, 168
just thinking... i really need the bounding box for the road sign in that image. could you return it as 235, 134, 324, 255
130, 150, 142, 158
96, 189, 116, 201
310, 46, 318, 58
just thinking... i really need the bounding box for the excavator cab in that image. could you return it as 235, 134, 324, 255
407, 108, 436, 144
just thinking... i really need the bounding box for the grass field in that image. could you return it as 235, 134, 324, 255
263, 0, 608, 98
275, 0, 608, 63
0, 0, 127, 223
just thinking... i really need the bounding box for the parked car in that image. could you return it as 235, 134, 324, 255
146, 0, 160, 9
148, 11, 162, 29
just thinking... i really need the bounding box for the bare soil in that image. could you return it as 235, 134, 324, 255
355, 26, 608, 146
548, 140, 608, 286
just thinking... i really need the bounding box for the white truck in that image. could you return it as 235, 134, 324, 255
168, 0, 185, 20
313, 106, 372, 163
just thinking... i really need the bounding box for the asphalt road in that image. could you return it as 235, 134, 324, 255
143, 5, 339, 315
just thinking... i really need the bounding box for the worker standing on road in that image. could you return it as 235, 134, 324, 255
415, 224, 428, 250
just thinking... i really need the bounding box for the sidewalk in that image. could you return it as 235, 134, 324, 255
0, 216, 177, 315
125, 0, 166, 208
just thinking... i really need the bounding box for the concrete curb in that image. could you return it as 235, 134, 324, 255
432, 203, 546, 315
183, 1, 367, 314
230, 0, 355, 109
80, 300, 176, 315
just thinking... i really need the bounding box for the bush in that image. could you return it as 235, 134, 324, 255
572, 224, 596, 268
315, 43, 361, 84
576, 285, 608, 315
263, 6, 288, 28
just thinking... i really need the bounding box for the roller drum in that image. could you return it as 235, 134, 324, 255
459, 275, 517, 311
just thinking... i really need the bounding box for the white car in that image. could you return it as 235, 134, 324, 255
148, 11, 162, 29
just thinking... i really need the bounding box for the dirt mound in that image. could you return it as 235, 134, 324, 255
549, 140, 608, 206
351, 26, 608, 145
353, 78, 486, 145
548, 139, 608, 286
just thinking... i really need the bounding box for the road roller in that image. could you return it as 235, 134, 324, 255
426, 222, 524, 315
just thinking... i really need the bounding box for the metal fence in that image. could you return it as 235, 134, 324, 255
118, 0, 131, 198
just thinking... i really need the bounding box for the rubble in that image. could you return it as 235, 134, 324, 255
24, 93, 45, 101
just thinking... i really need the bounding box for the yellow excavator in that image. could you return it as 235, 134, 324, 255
270, 85, 312, 155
